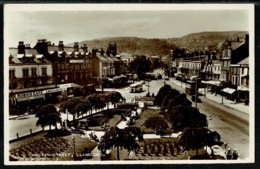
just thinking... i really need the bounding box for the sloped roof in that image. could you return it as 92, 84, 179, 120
96, 53, 108, 62
104, 56, 114, 62
231, 41, 244, 50
9, 47, 51, 64
237, 57, 249, 64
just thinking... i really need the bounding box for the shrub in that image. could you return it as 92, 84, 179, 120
144, 115, 168, 130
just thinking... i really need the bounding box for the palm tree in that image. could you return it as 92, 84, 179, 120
98, 126, 144, 160
35, 104, 61, 131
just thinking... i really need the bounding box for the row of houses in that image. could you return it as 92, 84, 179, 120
174, 34, 249, 104
8, 40, 126, 114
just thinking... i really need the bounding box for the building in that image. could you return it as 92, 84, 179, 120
34, 39, 94, 96
9, 41, 55, 114
220, 34, 249, 82
219, 34, 249, 100
230, 57, 249, 104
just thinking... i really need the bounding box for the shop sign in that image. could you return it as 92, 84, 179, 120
16, 91, 42, 98
58, 83, 81, 88
69, 59, 84, 63
58, 83, 73, 88
42, 88, 66, 94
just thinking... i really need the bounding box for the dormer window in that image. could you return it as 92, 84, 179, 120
9, 55, 14, 63
36, 54, 44, 62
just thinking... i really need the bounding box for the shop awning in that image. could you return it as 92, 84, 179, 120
222, 87, 236, 94
16, 95, 45, 102
57, 83, 82, 88
203, 80, 221, 86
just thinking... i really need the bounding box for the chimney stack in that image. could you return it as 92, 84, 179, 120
18, 41, 25, 54
74, 42, 79, 51
82, 44, 88, 52
58, 41, 64, 51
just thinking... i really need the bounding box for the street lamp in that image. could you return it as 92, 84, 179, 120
221, 83, 224, 104
72, 136, 76, 161
195, 77, 198, 108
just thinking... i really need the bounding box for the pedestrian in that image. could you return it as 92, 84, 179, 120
226, 148, 232, 160
232, 149, 238, 160
210, 148, 215, 159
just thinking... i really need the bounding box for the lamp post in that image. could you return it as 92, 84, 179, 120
221, 83, 224, 104
72, 136, 76, 161
195, 77, 198, 108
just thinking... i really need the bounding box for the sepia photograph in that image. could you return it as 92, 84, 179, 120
4, 3, 255, 165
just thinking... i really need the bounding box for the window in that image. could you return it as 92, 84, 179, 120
31, 67, 37, 76
22, 68, 29, 77
42, 67, 47, 76
9, 69, 15, 78
242, 68, 245, 75
9, 82, 17, 89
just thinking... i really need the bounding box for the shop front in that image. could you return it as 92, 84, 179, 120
237, 86, 249, 105
42, 87, 66, 103
15, 91, 45, 114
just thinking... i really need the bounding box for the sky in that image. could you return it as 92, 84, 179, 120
4, 4, 253, 48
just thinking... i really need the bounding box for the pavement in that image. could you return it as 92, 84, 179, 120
170, 78, 249, 114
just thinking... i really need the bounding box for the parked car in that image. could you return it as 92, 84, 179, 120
205, 145, 226, 159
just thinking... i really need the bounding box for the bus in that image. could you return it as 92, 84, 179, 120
130, 82, 143, 93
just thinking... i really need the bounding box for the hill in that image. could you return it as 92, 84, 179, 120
67, 31, 248, 56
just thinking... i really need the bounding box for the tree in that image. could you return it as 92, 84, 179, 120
166, 94, 192, 112
178, 128, 222, 158
86, 94, 106, 114
74, 98, 92, 117
143, 115, 168, 131
35, 104, 61, 130
128, 55, 151, 78
165, 105, 207, 132
178, 128, 209, 157
59, 97, 85, 121
153, 84, 172, 107
105, 91, 124, 108
98, 126, 144, 160
161, 89, 180, 111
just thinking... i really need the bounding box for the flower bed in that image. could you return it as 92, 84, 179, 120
9, 137, 71, 161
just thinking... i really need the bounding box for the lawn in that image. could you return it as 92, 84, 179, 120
135, 108, 162, 134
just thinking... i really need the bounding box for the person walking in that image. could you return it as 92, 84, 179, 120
232, 149, 238, 160
226, 148, 232, 160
